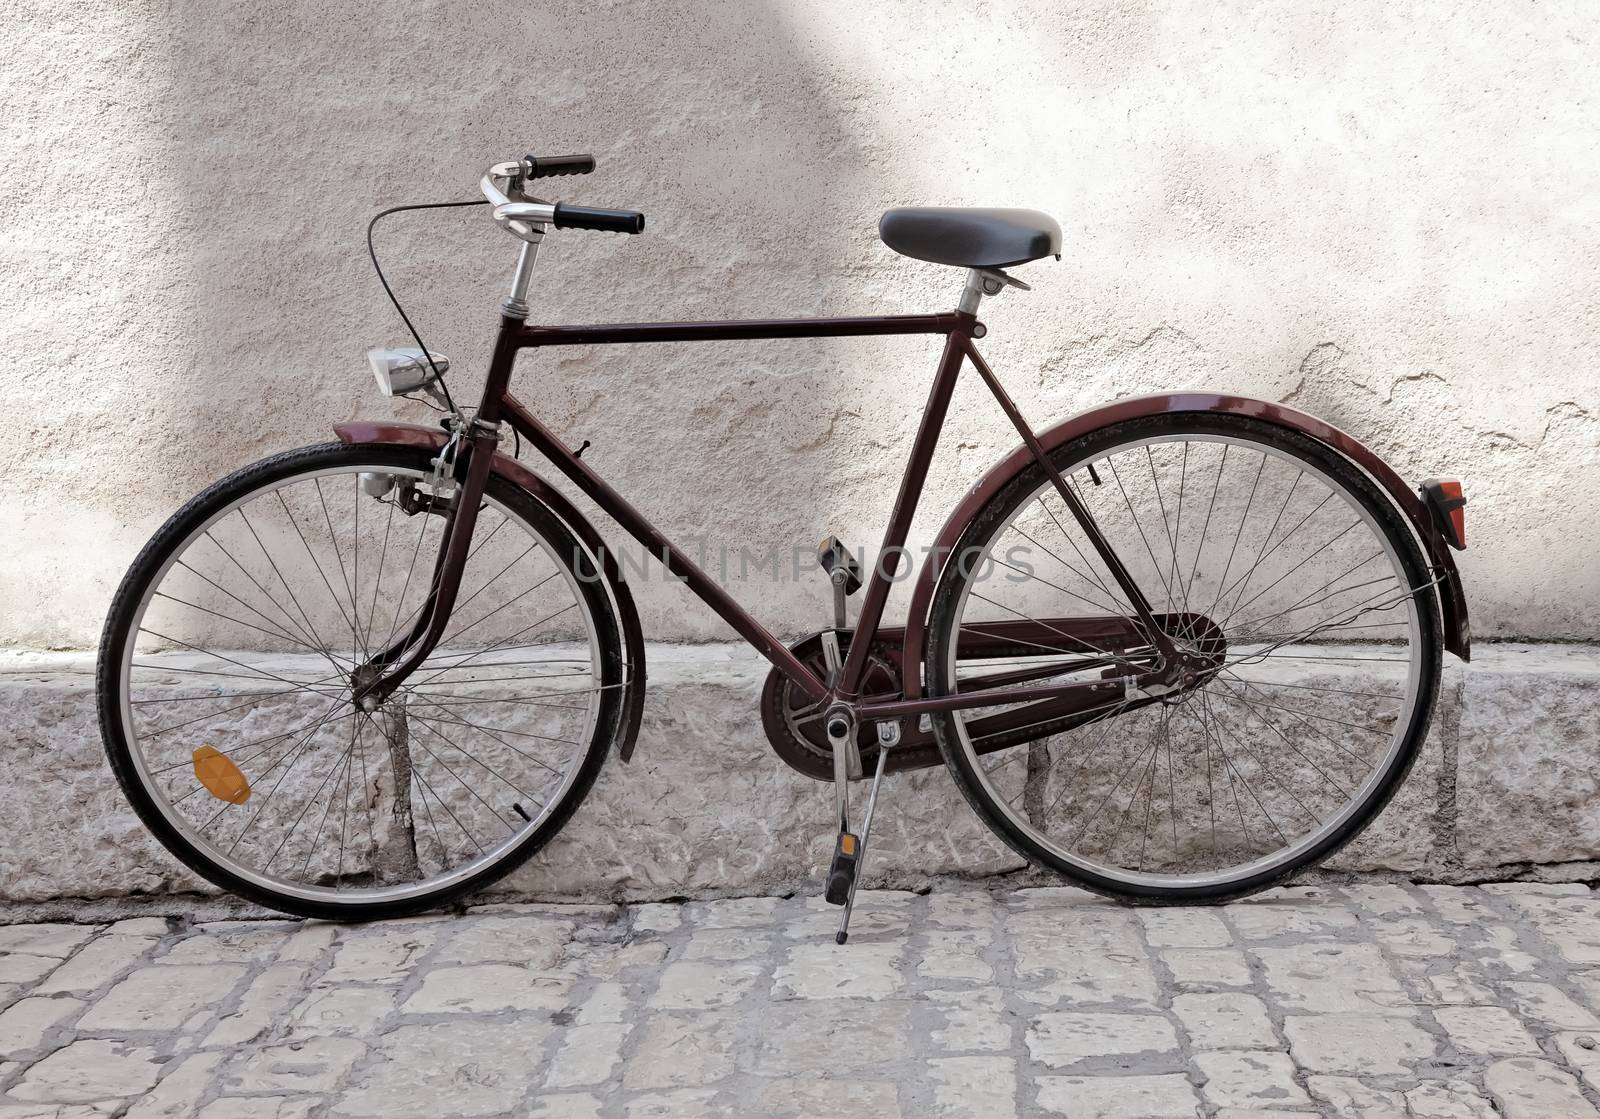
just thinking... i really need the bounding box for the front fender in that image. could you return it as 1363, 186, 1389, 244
334, 421, 648, 763
899, 393, 1470, 696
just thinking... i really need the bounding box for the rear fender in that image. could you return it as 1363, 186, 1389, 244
899, 393, 1470, 696
334, 421, 648, 762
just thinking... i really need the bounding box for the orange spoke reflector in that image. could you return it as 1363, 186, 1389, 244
193, 745, 251, 804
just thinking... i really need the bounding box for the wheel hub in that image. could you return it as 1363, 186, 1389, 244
350, 663, 384, 712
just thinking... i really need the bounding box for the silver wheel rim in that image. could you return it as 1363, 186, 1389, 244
944, 432, 1426, 892
115, 458, 606, 906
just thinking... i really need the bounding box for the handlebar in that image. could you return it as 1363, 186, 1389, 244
525, 153, 595, 178
479, 157, 645, 242
553, 203, 645, 234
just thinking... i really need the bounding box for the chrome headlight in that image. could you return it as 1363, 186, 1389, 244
368, 347, 450, 397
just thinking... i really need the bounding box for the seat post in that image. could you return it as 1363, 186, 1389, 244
953, 272, 992, 316
958, 267, 1011, 315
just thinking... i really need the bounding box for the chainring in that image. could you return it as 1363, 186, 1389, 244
758, 631, 911, 782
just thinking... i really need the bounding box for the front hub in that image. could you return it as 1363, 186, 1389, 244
350, 663, 384, 712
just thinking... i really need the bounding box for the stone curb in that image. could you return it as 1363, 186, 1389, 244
0, 643, 1594, 904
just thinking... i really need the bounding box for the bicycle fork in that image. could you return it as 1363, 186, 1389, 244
350, 315, 526, 711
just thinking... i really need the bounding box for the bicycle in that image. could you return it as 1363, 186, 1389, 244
97, 152, 1471, 942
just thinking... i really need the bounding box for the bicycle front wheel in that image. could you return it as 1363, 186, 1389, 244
926, 413, 1442, 903
97, 442, 623, 920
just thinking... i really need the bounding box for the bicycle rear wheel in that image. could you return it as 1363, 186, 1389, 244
97, 442, 623, 919
925, 413, 1441, 903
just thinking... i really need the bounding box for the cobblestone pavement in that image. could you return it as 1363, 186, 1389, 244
3, 883, 1600, 1117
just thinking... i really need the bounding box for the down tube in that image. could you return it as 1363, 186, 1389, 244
498, 394, 830, 703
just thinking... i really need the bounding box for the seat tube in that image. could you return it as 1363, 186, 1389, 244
838, 272, 988, 694
837, 326, 969, 696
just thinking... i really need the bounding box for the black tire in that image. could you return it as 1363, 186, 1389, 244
97, 442, 624, 921
925, 413, 1442, 904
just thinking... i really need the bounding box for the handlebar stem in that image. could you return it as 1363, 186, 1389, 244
480, 155, 645, 316
503, 238, 540, 320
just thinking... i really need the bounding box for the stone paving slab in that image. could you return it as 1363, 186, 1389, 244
2, 883, 1600, 1117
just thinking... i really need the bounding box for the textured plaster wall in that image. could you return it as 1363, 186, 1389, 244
4, 1, 1598, 648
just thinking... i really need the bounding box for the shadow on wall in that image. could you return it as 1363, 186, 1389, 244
153, 0, 965, 647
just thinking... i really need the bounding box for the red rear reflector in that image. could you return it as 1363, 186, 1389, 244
1420, 478, 1467, 550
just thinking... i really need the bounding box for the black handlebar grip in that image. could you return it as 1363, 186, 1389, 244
525, 154, 596, 178
552, 203, 645, 234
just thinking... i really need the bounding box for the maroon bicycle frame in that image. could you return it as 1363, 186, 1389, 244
350, 306, 1180, 720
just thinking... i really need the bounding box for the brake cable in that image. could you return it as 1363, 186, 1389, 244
364, 198, 490, 416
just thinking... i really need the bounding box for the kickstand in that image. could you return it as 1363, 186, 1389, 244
836, 744, 889, 945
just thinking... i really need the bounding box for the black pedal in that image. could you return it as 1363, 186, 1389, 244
817, 536, 863, 596
824, 832, 860, 905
